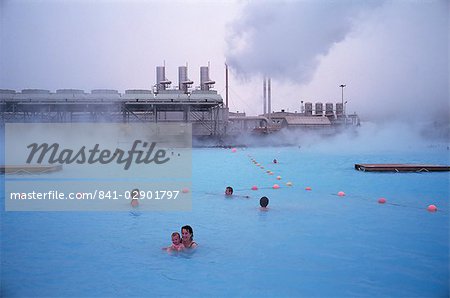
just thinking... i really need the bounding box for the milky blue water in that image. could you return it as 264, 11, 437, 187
1, 142, 449, 297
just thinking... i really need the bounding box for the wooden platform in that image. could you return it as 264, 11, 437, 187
355, 164, 450, 172
0, 164, 63, 174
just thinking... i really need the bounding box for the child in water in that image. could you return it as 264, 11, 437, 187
163, 232, 185, 252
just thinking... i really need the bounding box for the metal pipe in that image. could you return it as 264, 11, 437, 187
339, 84, 346, 107
225, 63, 229, 108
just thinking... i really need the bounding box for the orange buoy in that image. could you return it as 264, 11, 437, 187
305, 186, 312, 191
251, 186, 258, 191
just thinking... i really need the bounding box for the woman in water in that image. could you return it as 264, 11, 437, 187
181, 225, 197, 249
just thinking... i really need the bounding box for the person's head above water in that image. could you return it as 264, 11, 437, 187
171, 232, 181, 245
260, 196, 269, 208
181, 225, 197, 248
225, 186, 233, 196
181, 225, 194, 241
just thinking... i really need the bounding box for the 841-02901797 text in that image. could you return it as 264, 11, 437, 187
99, 190, 180, 200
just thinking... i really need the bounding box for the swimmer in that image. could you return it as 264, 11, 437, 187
225, 186, 234, 196
130, 188, 140, 207
259, 196, 269, 210
181, 225, 197, 249
273, 159, 278, 164
163, 232, 185, 252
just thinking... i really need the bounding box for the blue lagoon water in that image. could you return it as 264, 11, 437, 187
1, 141, 449, 297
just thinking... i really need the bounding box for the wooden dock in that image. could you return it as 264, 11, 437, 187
0, 164, 63, 174
355, 164, 450, 172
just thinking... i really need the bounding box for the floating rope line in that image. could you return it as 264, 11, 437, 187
225, 149, 447, 214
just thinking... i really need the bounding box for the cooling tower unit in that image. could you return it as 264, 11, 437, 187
91, 89, 118, 94
336, 103, 344, 117
305, 102, 313, 116
200, 66, 215, 91
315, 102, 323, 116
325, 103, 334, 117
21, 89, 50, 94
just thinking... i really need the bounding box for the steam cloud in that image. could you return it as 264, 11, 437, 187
226, 0, 381, 81
225, 0, 449, 126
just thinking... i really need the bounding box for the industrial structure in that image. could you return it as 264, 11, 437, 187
0, 64, 360, 140
0, 65, 228, 136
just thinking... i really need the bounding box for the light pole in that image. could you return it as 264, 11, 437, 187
339, 84, 346, 107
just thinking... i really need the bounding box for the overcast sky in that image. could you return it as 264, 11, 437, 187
1, 0, 448, 124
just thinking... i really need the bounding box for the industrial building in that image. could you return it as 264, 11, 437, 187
0, 65, 360, 138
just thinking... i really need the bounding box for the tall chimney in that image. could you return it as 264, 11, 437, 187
225, 64, 229, 108
263, 77, 267, 115
178, 65, 193, 93
156, 66, 171, 91
200, 65, 215, 91
268, 77, 271, 122
156, 66, 165, 91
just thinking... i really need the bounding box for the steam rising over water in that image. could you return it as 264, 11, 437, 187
202, 121, 449, 152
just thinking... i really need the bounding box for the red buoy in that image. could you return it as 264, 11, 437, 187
378, 198, 386, 204
427, 204, 437, 212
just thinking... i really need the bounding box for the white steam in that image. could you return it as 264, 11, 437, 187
226, 0, 381, 81
225, 0, 449, 127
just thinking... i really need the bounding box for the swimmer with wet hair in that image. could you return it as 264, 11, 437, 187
181, 225, 197, 249
225, 186, 233, 196
260, 196, 269, 209
163, 232, 185, 252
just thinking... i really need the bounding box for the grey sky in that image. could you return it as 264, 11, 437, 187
1, 0, 448, 124
1, 0, 234, 92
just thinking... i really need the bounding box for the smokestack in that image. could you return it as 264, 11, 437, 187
263, 77, 267, 115
178, 65, 193, 93
156, 66, 171, 91
200, 65, 215, 91
268, 77, 271, 122
225, 63, 229, 108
